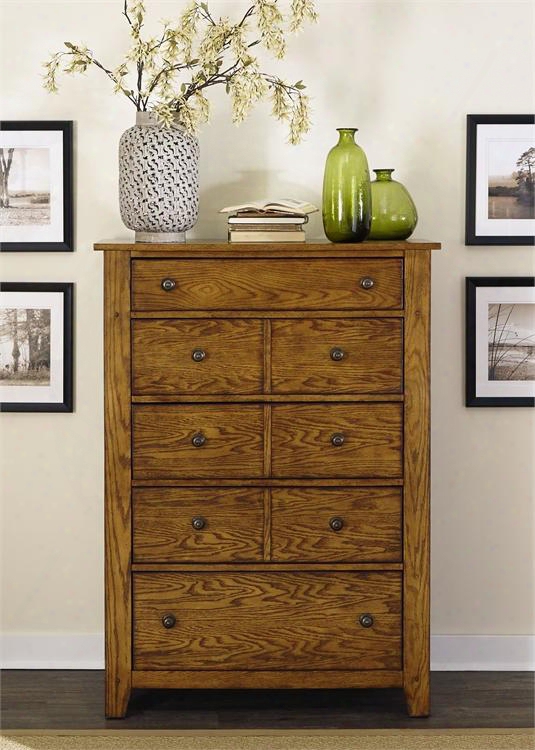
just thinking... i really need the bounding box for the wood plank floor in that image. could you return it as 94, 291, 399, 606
1, 671, 533, 730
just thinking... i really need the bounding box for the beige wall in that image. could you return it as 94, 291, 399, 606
1, 1, 533, 647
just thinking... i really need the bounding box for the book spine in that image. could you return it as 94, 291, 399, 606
228, 231, 306, 243
228, 224, 304, 232
228, 215, 308, 225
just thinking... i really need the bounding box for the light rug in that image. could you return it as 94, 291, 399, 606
1, 730, 533, 750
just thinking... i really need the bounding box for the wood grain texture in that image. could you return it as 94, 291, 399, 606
132, 309, 405, 319
132, 488, 263, 562
95, 238, 440, 254
271, 488, 402, 562
271, 403, 403, 478
271, 318, 403, 394
132, 394, 404, 403
263, 319, 271, 393
133, 571, 402, 671
263, 404, 272, 476
132, 563, 404, 572
131, 259, 403, 311
131, 670, 403, 690
98, 240, 440, 717
263, 488, 271, 561
132, 319, 263, 395
403, 248, 431, 717
132, 404, 264, 479
103, 251, 132, 718
131, 477, 405, 488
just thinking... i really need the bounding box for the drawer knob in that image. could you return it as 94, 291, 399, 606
331, 433, 345, 447
359, 613, 374, 628
191, 432, 206, 448
161, 278, 176, 291
329, 516, 344, 532
192, 348, 206, 362
192, 516, 206, 530
162, 613, 176, 629
330, 347, 345, 362
360, 277, 375, 290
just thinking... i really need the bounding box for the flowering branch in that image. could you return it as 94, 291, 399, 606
43, 0, 317, 143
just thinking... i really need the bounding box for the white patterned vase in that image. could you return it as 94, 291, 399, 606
119, 111, 199, 243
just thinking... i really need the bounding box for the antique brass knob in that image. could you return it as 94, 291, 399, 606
162, 614, 176, 629
359, 613, 374, 628
191, 432, 206, 448
192, 349, 206, 362
360, 277, 375, 290
192, 516, 206, 530
329, 517, 344, 532
331, 433, 345, 447
161, 278, 176, 291
330, 348, 345, 362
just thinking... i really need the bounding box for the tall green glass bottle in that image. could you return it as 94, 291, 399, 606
322, 128, 371, 243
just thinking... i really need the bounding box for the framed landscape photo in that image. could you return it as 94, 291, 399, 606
465, 114, 535, 245
0, 121, 73, 252
466, 277, 535, 407
0, 282, 73, 412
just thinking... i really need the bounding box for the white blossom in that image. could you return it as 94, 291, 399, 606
255, 0, 285, 58
289, 0, 317, 32
42, 0, 317, 143
230, 70, 268, 124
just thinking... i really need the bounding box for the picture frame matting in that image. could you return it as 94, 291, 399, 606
0, 120, 73, 252
466, 276, 535, 407
465, 114, 535, 246
0, 282, 74, 412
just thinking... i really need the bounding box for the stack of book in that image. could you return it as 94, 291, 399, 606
220, 199, 318, 243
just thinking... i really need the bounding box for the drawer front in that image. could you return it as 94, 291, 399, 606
271, 404, 403, 478
133, 488, 264, 562
271, 319, 403, 394
132, 259, 403, 311
271, 488, 402, 562
133, 571, 402, 671
132, 319, 264, 395
132, 404, 264, 479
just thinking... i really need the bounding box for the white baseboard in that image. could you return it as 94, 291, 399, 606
0, 634, 104, 669
431, 635, 535, 671
1, 634, 533, 670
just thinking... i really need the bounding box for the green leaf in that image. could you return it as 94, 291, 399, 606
294, 81, 306, 90
64, 42, 76, 50
226, 82, 230, 94
200, 2, 209, 11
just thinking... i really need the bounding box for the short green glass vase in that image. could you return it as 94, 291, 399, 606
322, 128, 371, 243
368, 168, 418, 240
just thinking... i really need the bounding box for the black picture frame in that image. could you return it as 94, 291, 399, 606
466, 277, 535, 407
0, 282, 74, 412
0, 121, 73, 252
465, 114, 535, 246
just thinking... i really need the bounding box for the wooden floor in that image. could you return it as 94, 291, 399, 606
1, 671, 532, 730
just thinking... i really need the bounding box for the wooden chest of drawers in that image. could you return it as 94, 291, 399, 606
96, 239, 440, 718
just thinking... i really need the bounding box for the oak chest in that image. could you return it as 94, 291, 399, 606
96, 240, 440, 718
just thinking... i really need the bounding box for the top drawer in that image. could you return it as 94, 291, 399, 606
131, 259, 403, 311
